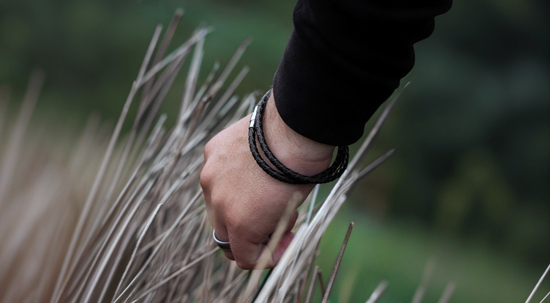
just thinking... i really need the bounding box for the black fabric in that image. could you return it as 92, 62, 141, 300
273, 0, 452, 146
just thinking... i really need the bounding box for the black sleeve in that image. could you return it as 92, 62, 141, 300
273, 0, 452, 146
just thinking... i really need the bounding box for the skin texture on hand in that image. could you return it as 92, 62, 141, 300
200, 93, 335, 269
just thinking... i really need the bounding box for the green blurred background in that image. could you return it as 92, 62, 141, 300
1, 0, 548, 301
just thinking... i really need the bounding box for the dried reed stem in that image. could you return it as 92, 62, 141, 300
0, 11, 405, 303
526, 264, 550, 303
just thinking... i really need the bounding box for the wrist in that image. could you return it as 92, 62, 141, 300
263, 92, 335, 176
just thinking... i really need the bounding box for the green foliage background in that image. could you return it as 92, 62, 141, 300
1, 0, 548, 301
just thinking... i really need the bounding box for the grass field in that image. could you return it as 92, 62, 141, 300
314, 204, 548, 302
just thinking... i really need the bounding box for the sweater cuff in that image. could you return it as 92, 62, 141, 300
273, 30, 392, 146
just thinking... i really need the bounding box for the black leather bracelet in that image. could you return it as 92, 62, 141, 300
248, 90, 349, 184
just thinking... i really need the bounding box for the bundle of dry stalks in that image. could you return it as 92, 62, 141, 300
2, 11, 548, 303
0, 12, 389, 302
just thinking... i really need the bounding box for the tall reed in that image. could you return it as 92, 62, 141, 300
6, 11, 541, 303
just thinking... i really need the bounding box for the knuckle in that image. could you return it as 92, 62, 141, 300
203, 139, 215, 159
199, 167, 212, 188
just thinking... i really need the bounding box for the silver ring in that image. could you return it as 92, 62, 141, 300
212, 230, 231, 252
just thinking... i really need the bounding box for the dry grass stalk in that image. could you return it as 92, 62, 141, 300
365, 281, 389, 303
321, 221, 354, 303
0, 11, 464, 303
526, 264, 550, 303
437, 282, 456, 303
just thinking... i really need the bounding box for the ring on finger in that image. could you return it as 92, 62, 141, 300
212, 230, 231, 252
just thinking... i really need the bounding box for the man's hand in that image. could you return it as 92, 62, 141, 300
200, 93, 334, 269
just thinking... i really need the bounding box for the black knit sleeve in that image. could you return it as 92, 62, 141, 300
272, 0, 452, 145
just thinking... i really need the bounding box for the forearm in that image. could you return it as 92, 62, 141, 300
274, 0, 452, 146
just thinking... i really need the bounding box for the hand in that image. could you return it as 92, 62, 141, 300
200, 93, 335, 269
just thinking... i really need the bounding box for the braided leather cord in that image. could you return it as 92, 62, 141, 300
248, 90, 348, 185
